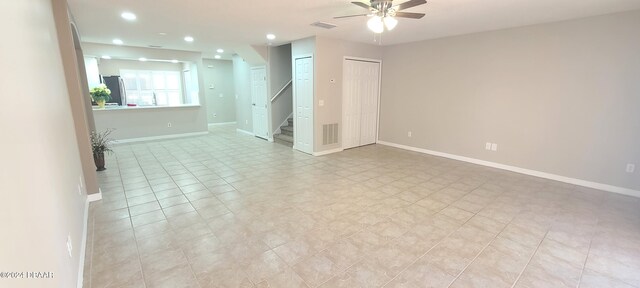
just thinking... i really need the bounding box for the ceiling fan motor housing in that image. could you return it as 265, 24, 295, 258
370, 0, 397, 17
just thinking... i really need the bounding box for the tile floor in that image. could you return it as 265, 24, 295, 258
83, 125, 640, 288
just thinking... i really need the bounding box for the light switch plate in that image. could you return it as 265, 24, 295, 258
485, 143, 492, 150
491, 143, 497, 151
319, 100, 324, 106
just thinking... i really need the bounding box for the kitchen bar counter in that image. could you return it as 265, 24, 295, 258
91, 104, 207, 141
92, 104, 200, 111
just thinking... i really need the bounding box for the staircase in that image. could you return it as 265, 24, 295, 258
274, 118, 293, 147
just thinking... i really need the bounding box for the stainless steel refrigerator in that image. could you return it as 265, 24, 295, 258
102, 76, 126, 105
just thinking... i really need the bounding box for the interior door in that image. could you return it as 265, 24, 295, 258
343, 61, 362, 149
342, 59, 380, 149
251, 67, 268, 139
294, 56, 313, 154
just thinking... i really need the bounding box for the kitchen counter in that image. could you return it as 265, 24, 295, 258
91, 104, 207, 141
92, 104, 200, 111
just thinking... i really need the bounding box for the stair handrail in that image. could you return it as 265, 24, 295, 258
270, 79, 292, 102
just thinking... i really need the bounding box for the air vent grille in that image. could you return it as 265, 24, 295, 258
311, 22, 337, 29
322, 123, 339, 145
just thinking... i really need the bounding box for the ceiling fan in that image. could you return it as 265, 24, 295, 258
335, 0, 427, 33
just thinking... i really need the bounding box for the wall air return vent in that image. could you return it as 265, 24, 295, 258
322, 123, 339, 145
311, 22, 337, 29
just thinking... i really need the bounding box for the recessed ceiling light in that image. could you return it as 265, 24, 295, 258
171, 59, 179, 63
216, 49, 224, 53
121, 12, 136, 21
138, 57, 147, 62
184, 36, 194, 42
266, 34, 276, 40
101, 55, 111, 59
214, 55, 221, 59
112, 39, 123, 45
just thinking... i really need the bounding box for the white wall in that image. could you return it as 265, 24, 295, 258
379, 10, 640, 192
202, 59, 235, 123
0, 0, 88, 286
233, 55, 253, 132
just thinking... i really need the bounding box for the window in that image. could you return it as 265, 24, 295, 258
121, 70, 183, 106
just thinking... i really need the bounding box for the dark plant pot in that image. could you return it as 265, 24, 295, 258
93, 152, 106, 171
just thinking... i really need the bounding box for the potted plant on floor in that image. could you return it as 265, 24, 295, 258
90, 129, 113, 171
90, 84, 111, 108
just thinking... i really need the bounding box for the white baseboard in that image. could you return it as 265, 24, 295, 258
112, 132, 209, 144
236, 129, 255, 136
87, 189, 102, 202
313, 148, 344, 156
376, 140, 640, 198
77, 195, 91, 288
208, 121, 236, 127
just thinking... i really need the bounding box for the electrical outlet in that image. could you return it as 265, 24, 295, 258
213, 113, 217, 117
66, 234, 73, 258
485, 142, 492, 150
167, 122, 172, 128
408, 131, 412, 137
491, 143, 498, 151
627, 164, 635, 173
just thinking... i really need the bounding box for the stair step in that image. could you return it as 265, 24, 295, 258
274, 133, 293, 146
287, 118, 293, 125
281, 126, 293, 133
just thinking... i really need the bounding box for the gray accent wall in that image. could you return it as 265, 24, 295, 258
314, 36, 383, 153
379, 10, 640, 191
203, 59, 236, 124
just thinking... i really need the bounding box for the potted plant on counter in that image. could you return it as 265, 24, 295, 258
90, 129, 113, 171
90, 84, 111, 108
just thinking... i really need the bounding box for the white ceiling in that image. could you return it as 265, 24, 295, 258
68, 0, 640, 59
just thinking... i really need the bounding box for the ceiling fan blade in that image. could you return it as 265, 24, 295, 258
334, 13, 369, 19
394, 11, 425, 19
396, 0, 427, 11
351, 1, 373, 10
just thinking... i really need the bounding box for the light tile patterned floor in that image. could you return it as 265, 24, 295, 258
83, 125, 640, 288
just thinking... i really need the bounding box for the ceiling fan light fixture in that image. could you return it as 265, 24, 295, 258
367, 16, 384, 33
383, 16, 398, 30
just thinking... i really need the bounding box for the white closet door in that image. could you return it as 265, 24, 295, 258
251, 67, 268, 139
343, 59, 380, 149
343, 60, 362, 149
359, 61, 380, 146
294, 56, 313, 154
